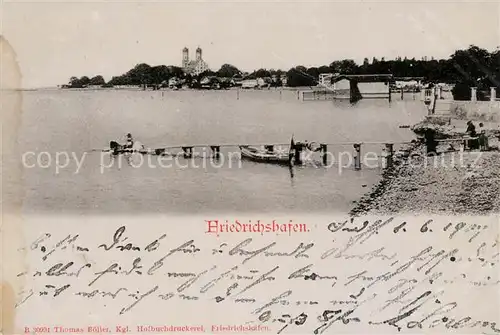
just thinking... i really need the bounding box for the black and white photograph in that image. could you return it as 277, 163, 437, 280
3, 1, 499, 215
1, 1, 499, 334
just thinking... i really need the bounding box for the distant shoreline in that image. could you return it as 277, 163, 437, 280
57, 85, 315, 91
10, 85, 320, 92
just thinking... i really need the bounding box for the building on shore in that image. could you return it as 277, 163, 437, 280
331, 74, 393, 102
318, 73, 336, 89
182, 47, 210, 76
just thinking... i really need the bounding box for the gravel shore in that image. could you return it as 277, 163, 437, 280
350, 118, 500, 216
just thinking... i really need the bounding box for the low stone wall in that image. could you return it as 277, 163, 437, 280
450, 101, 500, 122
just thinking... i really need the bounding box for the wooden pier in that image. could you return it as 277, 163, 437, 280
300, 90, 337, 101
300, 89, 391, 102
101, 135, 486, 171
99, 139, 416, 170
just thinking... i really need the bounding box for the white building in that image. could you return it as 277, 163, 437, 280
318, 73, 336, 89
182, 47, 210, 76
241, 79, 258, 89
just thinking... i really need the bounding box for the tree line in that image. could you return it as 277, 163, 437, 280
64, 45, 499, 99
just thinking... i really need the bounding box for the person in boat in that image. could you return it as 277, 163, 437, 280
125, 133, 134, 149
264, 145, 274, 153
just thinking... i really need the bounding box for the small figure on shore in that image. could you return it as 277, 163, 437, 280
466, 121, 476, 137
478, 122, 489, 151
466, 121, 479, 150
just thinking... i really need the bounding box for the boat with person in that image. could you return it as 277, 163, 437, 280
239, 145, 293, 166
109, 140, 152, 155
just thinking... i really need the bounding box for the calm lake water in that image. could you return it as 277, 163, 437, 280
11, 88, 427, 215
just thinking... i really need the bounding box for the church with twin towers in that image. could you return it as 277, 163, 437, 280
182, 47, 210, 75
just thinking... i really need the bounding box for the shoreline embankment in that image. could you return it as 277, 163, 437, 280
350, 117, 500, 216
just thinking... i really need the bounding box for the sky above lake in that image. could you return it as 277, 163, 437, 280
2, 0, 499, 88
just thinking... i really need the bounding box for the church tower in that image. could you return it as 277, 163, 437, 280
182, 47, 189, 68
196, 47, 202, 61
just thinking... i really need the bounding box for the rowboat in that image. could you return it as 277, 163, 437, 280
239, 146, 293, 166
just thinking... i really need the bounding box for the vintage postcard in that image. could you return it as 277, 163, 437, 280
1, 1, 499, 334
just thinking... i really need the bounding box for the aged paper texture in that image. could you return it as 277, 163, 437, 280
1, 1, 499, 334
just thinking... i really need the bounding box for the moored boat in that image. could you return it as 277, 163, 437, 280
239, 145, 293, 166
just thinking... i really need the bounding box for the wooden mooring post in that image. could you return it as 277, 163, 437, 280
210, 146, 221, 158
353, 143, 362, 170
320, 144, 328, 165
384, 143, 394, 168
388, 87, 392, 103
431, 88, 438, 115
182, 146, 194, 158
294, 143, 303, 165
